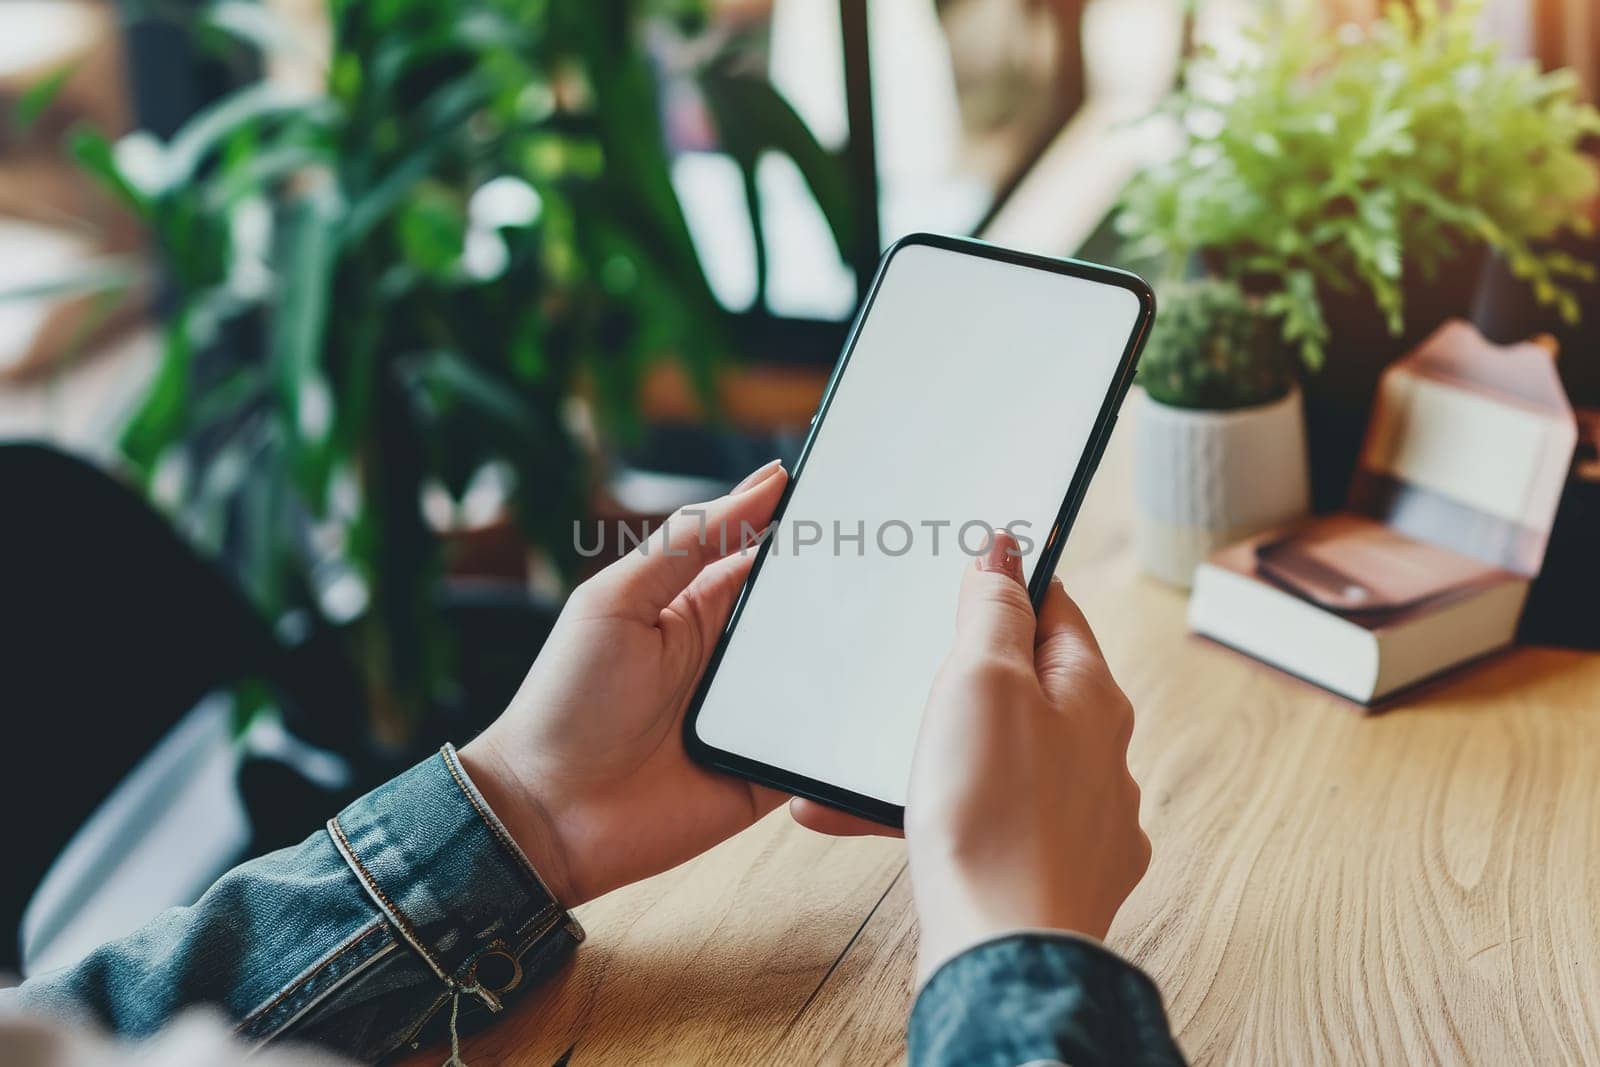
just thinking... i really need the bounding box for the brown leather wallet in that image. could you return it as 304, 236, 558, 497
1255, 514, 1505, 615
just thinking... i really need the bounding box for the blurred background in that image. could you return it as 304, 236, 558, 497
1, 0, 1594, 980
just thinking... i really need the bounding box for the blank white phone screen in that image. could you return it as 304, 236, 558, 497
693, 241, 1143, 807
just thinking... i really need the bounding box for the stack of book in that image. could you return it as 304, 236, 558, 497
1189, 321, 1580, 705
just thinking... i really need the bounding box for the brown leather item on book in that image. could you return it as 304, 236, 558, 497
1255, 514, 1507, 616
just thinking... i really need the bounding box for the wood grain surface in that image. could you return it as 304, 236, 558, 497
438, 423, 1600, 1065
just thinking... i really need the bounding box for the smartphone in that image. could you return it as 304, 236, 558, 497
683, 233, 1154, 826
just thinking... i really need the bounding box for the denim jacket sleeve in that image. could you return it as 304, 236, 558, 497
908, 931, 1187, 1067
3, 744, 583, 1061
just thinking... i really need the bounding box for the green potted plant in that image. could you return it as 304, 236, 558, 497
51, 0, 853, 759
1132, 278, 1306, 586
1118, 0, 1600, 511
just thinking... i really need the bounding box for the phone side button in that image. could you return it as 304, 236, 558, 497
1087, 414, 1117, 479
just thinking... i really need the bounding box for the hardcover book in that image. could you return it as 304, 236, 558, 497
1188, 321, 1580, 705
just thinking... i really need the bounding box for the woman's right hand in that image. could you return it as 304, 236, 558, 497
796, 531, 1150, 983
908, 531, 1150, 981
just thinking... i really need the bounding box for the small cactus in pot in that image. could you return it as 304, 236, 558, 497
1133, 278, 1309, 586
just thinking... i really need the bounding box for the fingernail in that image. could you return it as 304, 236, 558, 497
732, 458, 783, 493
977, 530, 1022, 581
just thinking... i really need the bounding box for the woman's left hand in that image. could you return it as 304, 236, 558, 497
460, 460, 791, 906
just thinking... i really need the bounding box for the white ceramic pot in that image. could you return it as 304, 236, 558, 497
1133, 384, 1310, 587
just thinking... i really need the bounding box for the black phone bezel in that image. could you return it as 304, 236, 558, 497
682, 232, 1156, 828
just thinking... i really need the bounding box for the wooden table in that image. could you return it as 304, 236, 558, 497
450, 423, 1600, 1065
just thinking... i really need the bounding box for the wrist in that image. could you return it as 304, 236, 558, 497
911, 869, 1107, 985
456, 737, 581, 907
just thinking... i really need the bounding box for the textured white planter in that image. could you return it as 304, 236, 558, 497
1133, 384, 1310, 587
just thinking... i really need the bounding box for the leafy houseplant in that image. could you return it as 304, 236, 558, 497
1118, 0, 1600, 509
1132, 279, 1310, 586
65, 0, 852, 744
